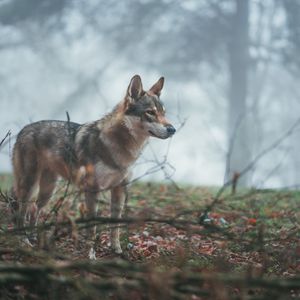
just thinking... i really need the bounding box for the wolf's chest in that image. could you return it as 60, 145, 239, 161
77, 162, 128, 191
95, 162, 128, 190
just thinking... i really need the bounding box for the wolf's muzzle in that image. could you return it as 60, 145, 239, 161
165, 124, 176, 136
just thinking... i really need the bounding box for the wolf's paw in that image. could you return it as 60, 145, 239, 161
88, 247, 97, 260
21, 237, 34, 247
112, 245, 123, 254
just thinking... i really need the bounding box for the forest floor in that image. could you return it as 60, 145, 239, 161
0, 173, 299, 299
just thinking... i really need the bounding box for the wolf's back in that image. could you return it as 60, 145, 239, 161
14, 120, 80, 154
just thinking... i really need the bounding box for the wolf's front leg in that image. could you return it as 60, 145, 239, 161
84, 189, 98, 259
110, 184, 127, 254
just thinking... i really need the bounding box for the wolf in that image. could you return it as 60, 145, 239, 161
12, 75, 175, 256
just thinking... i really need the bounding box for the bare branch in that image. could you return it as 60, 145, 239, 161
0, 130, 11, 149
202, 117, 300, 217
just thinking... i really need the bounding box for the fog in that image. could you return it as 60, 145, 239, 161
1, 0, 300, 188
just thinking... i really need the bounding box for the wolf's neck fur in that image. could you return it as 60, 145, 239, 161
98, 108, 148, 169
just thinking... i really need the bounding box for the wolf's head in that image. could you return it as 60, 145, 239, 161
122, 75, 175, 139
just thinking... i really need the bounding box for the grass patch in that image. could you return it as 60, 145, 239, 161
0, 174, 299, 299
0, 173, 13, 191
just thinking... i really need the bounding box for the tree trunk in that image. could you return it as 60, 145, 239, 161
225, 0, 251, 186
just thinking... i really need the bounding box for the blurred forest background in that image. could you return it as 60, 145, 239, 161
1, 0, 300, 188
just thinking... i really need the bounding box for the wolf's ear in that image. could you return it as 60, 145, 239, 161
127, 75, 144, 101
149, 77, 164, 96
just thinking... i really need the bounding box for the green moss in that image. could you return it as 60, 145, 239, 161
0, 173, 13, 191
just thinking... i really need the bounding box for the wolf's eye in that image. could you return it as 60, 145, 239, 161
145, 110, 156, 117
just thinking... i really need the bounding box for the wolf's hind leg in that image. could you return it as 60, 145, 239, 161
34, 169, 57, 225
13, 157, 39, 229
13, 149, 39, 248
110, 184, 127, 254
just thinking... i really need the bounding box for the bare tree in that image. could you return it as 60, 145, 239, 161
225, 0, 251, 185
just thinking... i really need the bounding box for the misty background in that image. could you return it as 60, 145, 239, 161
0, 0, 300, 188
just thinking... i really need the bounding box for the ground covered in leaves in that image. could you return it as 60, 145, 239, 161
0, 174, 299, 299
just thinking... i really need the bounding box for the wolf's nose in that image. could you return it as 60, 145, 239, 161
166, 125, 176, 135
